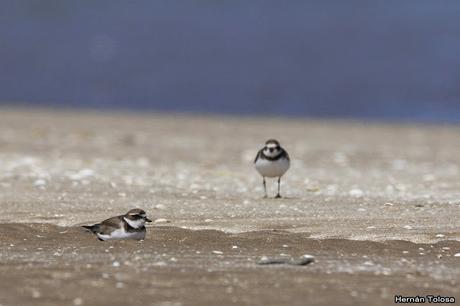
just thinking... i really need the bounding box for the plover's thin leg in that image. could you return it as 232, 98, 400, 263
275, 177, 282, 198
263, 177, 267, 198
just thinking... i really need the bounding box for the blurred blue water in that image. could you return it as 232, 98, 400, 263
1, 1, 460, 122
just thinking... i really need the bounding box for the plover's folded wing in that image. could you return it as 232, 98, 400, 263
281, 149, 290, 161
254, 150, 262, 163
97, 216, 124, 235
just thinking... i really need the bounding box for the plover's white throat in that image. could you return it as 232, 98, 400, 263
82, 208, 152, 241
254, 139, 290, 198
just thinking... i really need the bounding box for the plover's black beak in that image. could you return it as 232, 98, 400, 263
145, 217, 152, 222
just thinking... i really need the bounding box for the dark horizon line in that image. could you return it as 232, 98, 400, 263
1, 101, 459, 126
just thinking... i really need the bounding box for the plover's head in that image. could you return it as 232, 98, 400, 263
263, 139, 282, 158
124, 208, 152, 228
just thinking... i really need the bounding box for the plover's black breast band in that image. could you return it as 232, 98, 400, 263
255, 148, 290, 162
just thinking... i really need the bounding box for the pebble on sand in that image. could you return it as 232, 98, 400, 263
257, 254, 315, 266
34, 179, 47, 187
349, 189, 364, 197
69, 169, 94, 181
154, 218, 170, 224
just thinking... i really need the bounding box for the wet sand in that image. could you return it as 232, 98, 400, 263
0, 108, 459, 305
0, 224, 458, 306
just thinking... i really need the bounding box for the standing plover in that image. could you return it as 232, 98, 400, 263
254, 139, 290, 198
82, 208, 152, 241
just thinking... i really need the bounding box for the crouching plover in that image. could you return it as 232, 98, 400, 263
254, 139, 290, 198
82, 208, 152, 241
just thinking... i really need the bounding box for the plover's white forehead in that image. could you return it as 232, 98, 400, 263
266, 143, 278, 149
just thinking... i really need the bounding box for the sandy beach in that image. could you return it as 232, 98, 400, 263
0, 108, 459, 305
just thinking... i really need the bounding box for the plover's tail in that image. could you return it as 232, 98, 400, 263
82, 224, 100, 233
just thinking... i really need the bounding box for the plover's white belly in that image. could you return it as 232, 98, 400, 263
255, 157, 290, 178
97, 228, 146, 241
